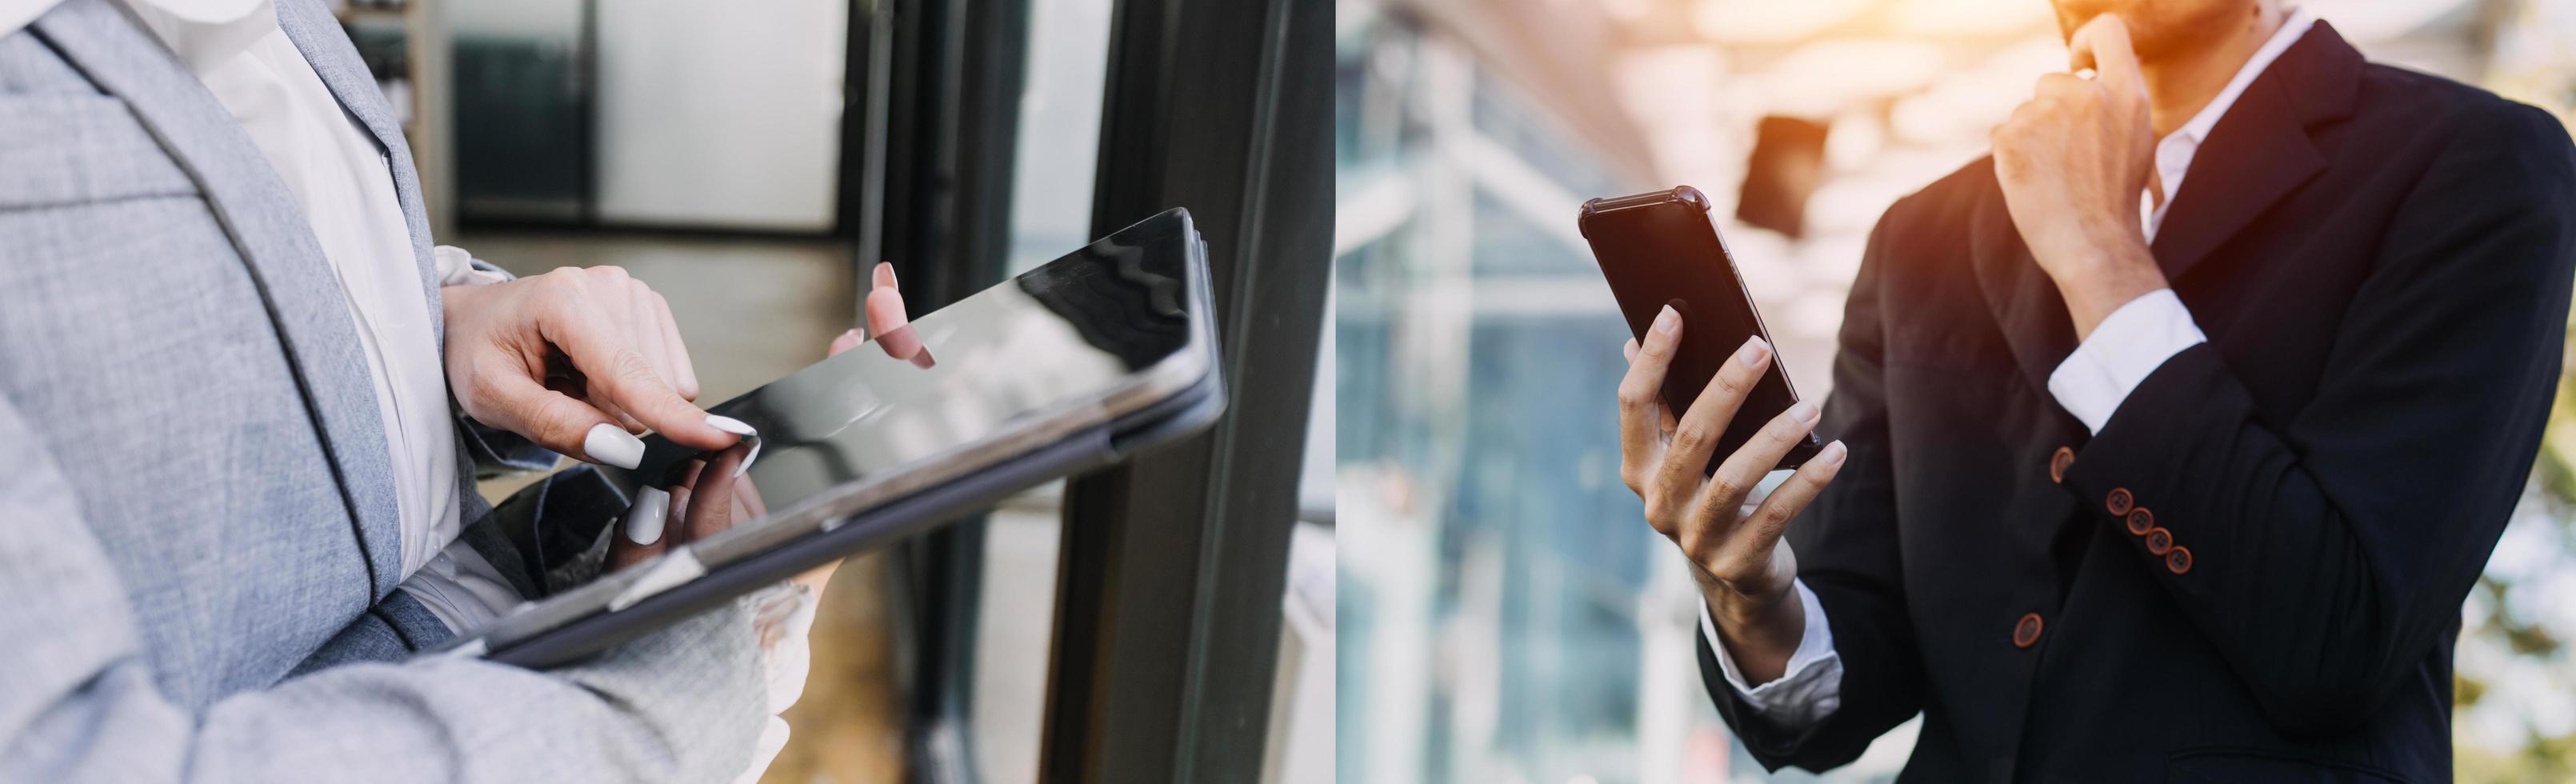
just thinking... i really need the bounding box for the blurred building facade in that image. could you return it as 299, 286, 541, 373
1335, 0, 2576, 782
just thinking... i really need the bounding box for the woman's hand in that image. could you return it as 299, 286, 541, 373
607, 262, 919, 575
1617, 305, 1847, 683
443, 266, 734, 466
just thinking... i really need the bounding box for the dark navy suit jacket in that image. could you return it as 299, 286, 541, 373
1702, 21, 2576, 783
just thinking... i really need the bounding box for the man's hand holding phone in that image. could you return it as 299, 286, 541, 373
1618, 305, 1847, 685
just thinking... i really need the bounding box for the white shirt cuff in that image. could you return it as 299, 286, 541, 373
398, 539, 528, 634
2046, 289, 2206, 434
1699, 578, 1843, 729
433, 245, 510, 287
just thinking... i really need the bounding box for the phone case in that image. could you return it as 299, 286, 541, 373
1579, 186, 1822, 473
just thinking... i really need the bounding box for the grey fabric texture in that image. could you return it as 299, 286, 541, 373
0, 0, 766, 781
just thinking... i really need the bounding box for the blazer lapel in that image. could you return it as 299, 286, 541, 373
34, 0, 405, 595
1967, 158, 2080, 402
2148, 22, 2362, 282
1970, 22, 2362, 402
272, 0, 446, 352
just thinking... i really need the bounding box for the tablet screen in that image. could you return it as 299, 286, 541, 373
614, 214, 1201, 564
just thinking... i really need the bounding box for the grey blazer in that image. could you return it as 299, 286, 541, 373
0, 0, 762, 780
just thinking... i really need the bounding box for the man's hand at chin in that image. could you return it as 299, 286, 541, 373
1993, 13, 2170, 340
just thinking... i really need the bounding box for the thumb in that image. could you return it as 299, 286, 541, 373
865, 262, 930, 366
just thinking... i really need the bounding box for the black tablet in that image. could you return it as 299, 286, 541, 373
427, 208, 1225, 667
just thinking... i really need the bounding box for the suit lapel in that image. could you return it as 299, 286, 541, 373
1968, 158, 2080, 401
272, 0, 446, 352
2151, 22, 2362, 282
1971, 22, 2363, 399
34, 0, 404, 595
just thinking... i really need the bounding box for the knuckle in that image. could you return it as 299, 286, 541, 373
1670, 424, 1715, 454
1616, 382, 1654, 411
1716, 366, 1755, 394
614, 352, 663, 386
1706, 474, 1747, 505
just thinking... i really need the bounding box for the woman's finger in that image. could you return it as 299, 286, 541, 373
866, 262, 931, 367
686, 445, 750, 541
545, 286, 730, 449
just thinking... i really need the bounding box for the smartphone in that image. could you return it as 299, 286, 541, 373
1579, 186, 1822, 473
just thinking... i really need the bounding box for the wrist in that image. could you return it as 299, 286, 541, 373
1696, 566, 1798, 645
2043, 235, 2164, 341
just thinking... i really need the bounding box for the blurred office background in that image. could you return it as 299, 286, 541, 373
1333, 0, 2576, 782
327, 0, 1334, 781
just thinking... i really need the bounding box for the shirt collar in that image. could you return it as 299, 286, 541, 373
2, 0, 270, 53
2170, 6, 2318, 147
0, 0, 65, 37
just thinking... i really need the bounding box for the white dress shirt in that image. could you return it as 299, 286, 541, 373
1700, 8, 2318, 726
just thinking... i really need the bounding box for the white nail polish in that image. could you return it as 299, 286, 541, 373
706, 414, 763, 477
626, 486, 671, 546
585, 422, 645, 470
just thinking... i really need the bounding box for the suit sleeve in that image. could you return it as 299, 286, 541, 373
2059, 103, 2576, 735
1698, 204, 1927, 770
0, 394, 769, 783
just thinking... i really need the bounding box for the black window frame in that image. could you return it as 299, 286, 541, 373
853, 0, 1330, 780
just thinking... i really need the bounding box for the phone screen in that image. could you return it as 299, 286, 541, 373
1579, 186, 1820, 472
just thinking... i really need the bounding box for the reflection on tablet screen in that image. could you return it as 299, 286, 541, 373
612, 218, 1196, 568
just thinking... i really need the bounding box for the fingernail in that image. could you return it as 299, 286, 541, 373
1818, 440, 1848, 466
706, 414, 755, 436
625, 486, 671, 546
706, 414, 763, 477
1735, 337, 1770, 367
1790, 400, 1820, 423
585, 422, 645, 470
874, 262, 896, 290
1654, 306, 1679, 334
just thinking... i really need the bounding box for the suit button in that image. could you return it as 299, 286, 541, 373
2013, 613, 2043, 649
2166, 546, 2194, 574
2049, 446, 2074, 483
2125, 507, 2154, 535
2106, 487, 2134, 516
2143, 527, 2172, 555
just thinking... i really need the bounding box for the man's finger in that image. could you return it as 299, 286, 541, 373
2033, 72, 2090, 102
1696, 402, 1824, 542
2068, 14, 2143, 95
1650, 334, 1772, 501
1616, 306, 1682, 483
1722, 440, 1847, 572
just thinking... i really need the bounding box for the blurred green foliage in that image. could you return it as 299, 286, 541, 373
2455, 308, 2576, 782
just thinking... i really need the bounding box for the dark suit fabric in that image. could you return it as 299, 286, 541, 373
1699, 22, 2576, 783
